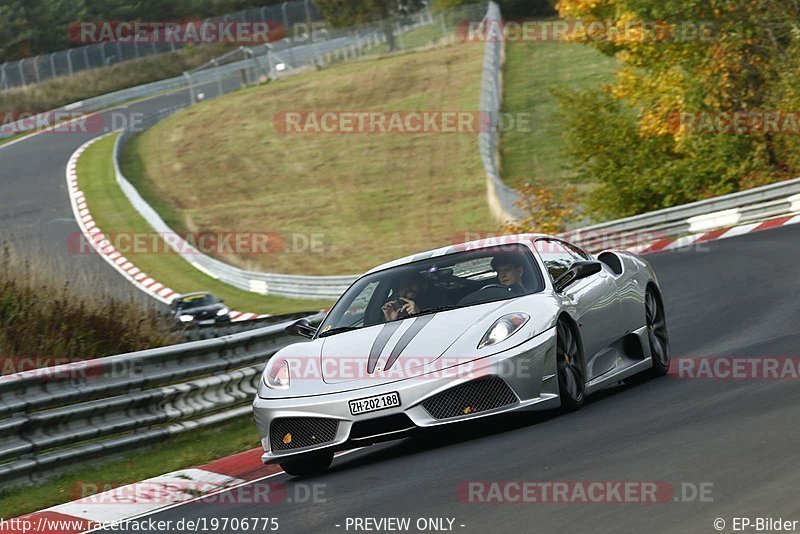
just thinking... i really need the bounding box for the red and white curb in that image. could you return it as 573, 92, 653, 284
3, 448, 359, 534
626, 213, 800, 255
65, 135, 267, 322
2, 448, 281, 534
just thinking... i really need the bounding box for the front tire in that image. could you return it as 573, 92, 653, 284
279, 451, 333, 477
556, 319, 585, 412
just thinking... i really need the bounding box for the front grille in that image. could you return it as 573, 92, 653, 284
270, 417, 339, 451
349, 413, 416, 440
421, 376, 518, 420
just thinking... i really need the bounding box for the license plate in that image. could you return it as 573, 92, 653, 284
198, 319, 215, 325
349, 392, 401, 416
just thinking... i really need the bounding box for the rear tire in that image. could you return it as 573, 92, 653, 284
279, 451, 334, 477
556, 318, 585, 412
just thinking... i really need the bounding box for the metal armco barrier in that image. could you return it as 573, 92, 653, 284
0, 313, 322, 489
561, 178, 800, 251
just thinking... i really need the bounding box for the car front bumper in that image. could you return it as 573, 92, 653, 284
252, 327, 559, 464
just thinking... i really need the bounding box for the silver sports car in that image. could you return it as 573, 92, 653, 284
253, 234, 670, 476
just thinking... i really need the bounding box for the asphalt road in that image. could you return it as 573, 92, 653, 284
0, 85, 225, 305
102, 222, 800, 534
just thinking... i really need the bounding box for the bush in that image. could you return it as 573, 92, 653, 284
0, 44, 231, 116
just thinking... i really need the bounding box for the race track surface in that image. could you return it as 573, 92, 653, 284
99, 223, 800, 533
0, 85, 228, 305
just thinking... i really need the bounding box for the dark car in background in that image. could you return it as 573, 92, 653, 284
170, 292, 231, 327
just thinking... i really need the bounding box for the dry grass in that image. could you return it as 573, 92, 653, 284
0, 244, 177, 371
121, 43, 494, 275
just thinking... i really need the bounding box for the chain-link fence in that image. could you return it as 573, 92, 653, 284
183, 3, 488, 105
0, 0, 325, 91
478, 1, 521, 223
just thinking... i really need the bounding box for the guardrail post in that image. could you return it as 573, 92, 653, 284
184, 72, 196, 104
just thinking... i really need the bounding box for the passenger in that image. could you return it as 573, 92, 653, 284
491, 254, 527, 295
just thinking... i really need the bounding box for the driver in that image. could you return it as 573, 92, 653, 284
382, 273, 430, 322
491, 254, 527, 295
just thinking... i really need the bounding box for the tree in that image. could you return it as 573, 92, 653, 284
313, 0, 425, 51
554, 0, 800, 219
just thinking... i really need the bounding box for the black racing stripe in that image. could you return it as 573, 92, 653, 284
384, 315, 436, 371
367, 321, 403, 374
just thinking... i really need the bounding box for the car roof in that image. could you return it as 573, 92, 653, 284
365, 233, 553, 274
175, 292, 213, 300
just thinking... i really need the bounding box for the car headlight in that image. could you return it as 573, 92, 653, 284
178, 314, 195, 322
478, 313, 530, 349
216, 307, 229, 316
264, 359, 290, 390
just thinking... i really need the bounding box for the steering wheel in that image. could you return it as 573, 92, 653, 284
478, 283, 509, 292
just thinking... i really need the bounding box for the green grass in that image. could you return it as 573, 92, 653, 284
500, 39, 618, 190
0, 415, 260, 518
121, 43, 494, 276
78, 134, 333, 314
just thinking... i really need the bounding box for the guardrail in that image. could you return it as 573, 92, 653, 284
113, 109, 358, 300
478, 2, 521, 223
562, 177, 800, 251
0, 313, 322, 489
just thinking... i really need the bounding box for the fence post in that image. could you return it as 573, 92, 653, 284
0, 63, 7, 90
184, 72, 195, 104
67, 49, 74, 76
213, 59, 223, 97
83, 46, 90, 70
18, 59, 26, 87
32, 56, 41, 84
396, 21, 406, 50
440, 12, 448, 37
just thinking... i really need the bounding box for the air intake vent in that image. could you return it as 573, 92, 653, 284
422, 376, 518, 420
270, 417, 339, 451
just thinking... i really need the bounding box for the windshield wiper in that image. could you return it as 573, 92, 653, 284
317, 326, 360, 338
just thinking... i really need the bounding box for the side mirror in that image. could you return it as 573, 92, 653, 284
554, 261, 603, 293
285, 318, 316, 339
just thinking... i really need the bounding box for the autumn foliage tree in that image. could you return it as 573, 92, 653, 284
555, 0, 800, 219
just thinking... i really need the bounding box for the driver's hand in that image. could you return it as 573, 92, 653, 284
382, 301, 400, 321
398, 298, 418, 316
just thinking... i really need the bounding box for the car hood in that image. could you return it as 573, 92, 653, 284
260, 293, 561, 397
317, 296, 548, 384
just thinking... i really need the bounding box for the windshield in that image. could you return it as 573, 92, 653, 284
175, 294, 217, 310
317, 243, 544, 336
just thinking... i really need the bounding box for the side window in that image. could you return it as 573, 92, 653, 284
534, 239, 579, 281
563, 241, 590, 261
